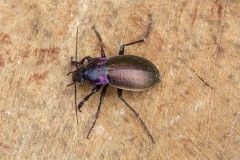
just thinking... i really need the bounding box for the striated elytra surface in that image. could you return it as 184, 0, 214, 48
107, 55, 160, 91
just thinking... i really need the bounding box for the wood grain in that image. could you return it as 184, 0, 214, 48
0, 0, 239, 159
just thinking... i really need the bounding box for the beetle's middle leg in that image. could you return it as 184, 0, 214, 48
87, 84, 109, 138
119, 14, 152, 55
92, 26, 106, 58
117, 89, 155, 143
78, 85, 102, 111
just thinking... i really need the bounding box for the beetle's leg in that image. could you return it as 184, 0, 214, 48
117, 89, 155, 143
119, 14, 152, 55
70, 56, 92, 66
92, 26, 106, 58
100, 48, 106, 58
87, 84, 109, 138
78, 85, 102, 111
78, 56, 93, 64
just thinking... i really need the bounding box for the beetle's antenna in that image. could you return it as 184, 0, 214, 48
75, 27, 79, 124
75, 27, 78, 67
74, 83, 78, 124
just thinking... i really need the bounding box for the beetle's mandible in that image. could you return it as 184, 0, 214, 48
67, 14, 160, 143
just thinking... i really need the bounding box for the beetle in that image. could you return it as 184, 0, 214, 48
67, 14, 160, 143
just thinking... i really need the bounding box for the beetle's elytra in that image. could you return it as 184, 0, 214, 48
67, 14, 160, 143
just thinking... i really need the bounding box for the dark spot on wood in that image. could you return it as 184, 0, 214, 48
0, 32, 12, 44
214, 0, 223, 19
33, 47, 60, 65
8, 56, 14, 63
210, 4, 215, 16
0, 142, 11, 149
43, 29, 52, 38
105, 19, 113, 28
212, 0, 224, 58
123, 116, 129, 123
227, 74, 233, 80
112, 9, 118, 17
32, 18, 39, 34
100, 153, 105, 159
29, 71, 49, 82
233, 112, 237, 117
0, 54, 4, 67
216, 46, 224, 58
3, 49, 14, 64
158, 104, 165, 112
182, 1, 187, 7
22, 50, 30, 60
193, 43, 199, 48
17, 112, 29, 119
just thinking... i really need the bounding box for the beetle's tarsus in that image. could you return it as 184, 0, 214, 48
67, 82, 74, 87
67, 71, 73, 76
78, 102, 84, 111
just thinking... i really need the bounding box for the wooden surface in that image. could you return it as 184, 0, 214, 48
0, 0, 239, 159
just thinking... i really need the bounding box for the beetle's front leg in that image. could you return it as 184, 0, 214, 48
78, 85, 102, 111
70, 56, 93, 66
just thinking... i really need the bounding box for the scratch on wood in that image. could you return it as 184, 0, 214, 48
180, 94, 191, 104
191, 2, 199, 26
218, 116, 240, 137
186, 64, 213, 89
188, 137, 210, 159
184, 119, 229, 159
208, 133, 231, 159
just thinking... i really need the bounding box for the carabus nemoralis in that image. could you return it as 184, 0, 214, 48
67, 15, 160, 143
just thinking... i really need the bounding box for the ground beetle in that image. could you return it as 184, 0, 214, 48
67, 15, 160, 143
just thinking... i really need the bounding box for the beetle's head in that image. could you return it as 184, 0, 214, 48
67, 66, 86, 86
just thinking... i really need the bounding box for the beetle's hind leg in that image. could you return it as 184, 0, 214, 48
119, 14, 152, 55
117, 89, 155, 143
92, 26, 106, 58
87, 84, 109, 138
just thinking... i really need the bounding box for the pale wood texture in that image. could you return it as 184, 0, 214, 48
0, 0, 239, 159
